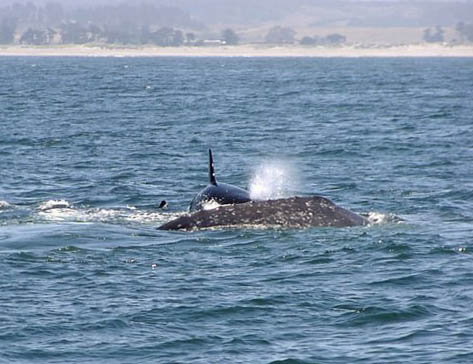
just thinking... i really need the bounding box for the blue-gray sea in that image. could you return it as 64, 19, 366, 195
1, 56, 473, 363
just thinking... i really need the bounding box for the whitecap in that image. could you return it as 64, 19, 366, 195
0, 200, 11, 209
38, 206, 119, 223
38, 199, 71, 211
124, 210, 181, 224
365, 212, 404, 225
38, 203, 173, 225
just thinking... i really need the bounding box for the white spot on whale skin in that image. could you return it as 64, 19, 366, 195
202, 200, 221, 210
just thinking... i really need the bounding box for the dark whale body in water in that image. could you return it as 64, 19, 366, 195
158, 149, 367, 231
189, 149, 251, 212
158, 195, 367, 231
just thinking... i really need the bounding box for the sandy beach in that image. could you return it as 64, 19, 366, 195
1, 44, 473, 57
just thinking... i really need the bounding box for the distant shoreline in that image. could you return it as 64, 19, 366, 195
1, 44, 473, 58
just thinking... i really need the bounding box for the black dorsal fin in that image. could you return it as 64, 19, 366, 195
208, 149, 217, 185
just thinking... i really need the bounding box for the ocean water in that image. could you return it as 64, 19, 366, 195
1, 56, 472, 363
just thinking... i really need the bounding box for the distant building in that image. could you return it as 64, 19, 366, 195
198, 39, 225, 46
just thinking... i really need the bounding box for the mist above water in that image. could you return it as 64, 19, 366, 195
249, 160, 299, 201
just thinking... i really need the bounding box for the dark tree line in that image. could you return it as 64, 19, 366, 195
263, 26, 346, 45
422, 23, 473, 43
0, 18, 17, 44
456, 22, 473, 42
264, 26, 296, 44
423, 26, 445, 43
0, 1, 204, 45
300, 34, 346, 46
222, 28, 239, 45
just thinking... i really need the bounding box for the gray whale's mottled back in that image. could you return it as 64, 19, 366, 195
159, 196, 368, 231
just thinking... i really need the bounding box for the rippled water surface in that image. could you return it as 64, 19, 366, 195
1, 56, 473, 363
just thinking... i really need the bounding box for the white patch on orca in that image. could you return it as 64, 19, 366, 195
202, 199, 221, 210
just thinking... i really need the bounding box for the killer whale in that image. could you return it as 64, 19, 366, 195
188, 149, 251, 212
158, 150, 368, 231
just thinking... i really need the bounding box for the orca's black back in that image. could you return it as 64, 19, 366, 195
189, 182, 251, 212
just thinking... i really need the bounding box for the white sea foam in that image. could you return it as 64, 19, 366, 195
0, 201, 11, 209
37, 203, 174, 225
38, 199, 71, 211
39, 207, 118, 222
365, 212, 404, 225
124, 210, 181, 224
249, 160, 299, 200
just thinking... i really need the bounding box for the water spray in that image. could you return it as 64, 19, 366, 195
249, 160, 299, 200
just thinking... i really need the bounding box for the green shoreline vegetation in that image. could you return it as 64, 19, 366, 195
1, 2, 473, 49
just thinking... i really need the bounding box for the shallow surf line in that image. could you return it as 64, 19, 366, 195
1, 45, 473, 58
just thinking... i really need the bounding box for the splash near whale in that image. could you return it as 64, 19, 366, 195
158, 150, 367, 231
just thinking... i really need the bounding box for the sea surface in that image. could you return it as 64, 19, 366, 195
1, 56, 472, 363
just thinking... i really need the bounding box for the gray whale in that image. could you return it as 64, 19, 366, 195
158, 195, 368, 231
